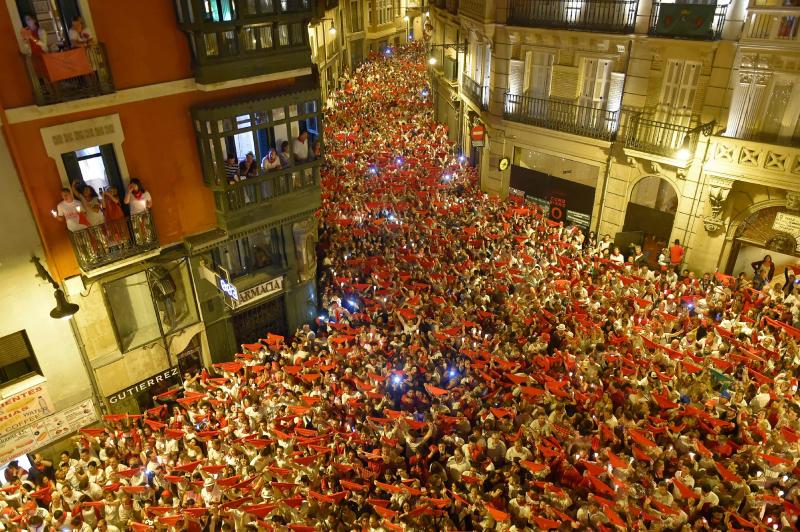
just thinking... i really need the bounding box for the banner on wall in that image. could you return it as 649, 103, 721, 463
0, 383, 55, 435
652, 4, 716, 38
509, 165, 595, 230
0, 399, 97, 466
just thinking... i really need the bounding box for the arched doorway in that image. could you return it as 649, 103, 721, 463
724, 204, 800, 277
622, 176, 678, 266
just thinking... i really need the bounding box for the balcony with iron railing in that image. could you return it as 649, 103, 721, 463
623, 111, 699, 160
433, 0, 459, 14
215, 160, 320, 227
173, 0, 314, 83
648, 1, 729, 40
70, 211, 159, 272
507, 0, 638, 33
462, 73, 488, 110
22, 44, 114, 106
459, 0, 495, 23
504, 93, 618, 141
742, 5, 800, 45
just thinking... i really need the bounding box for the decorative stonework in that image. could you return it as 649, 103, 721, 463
703, 176, 733, 234
786, 191, 800, 212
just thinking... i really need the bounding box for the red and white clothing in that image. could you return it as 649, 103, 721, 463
57, 199, 88, 232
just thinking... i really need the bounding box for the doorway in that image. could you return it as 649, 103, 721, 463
622, 176, 678, 266
61, 144, 126, 212
231, 296, 287, 348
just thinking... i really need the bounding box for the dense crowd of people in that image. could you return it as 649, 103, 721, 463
3, 43, 800, 531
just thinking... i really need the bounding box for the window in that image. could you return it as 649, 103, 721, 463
242, 24, 273, 51
0, 331, 41, 386
211, 227, 285, 279
656, 60, 700, 125
350, 0, 362, 32
105, 260, 199, 352
524, 50, 554, 99
61, 144, 124, 200
203, 0, 236, 21
15, 0, 89, 50
241, 0, 275, 16
377, 0, 394, 24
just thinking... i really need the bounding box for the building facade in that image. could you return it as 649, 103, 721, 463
429, 0, 800, 276
0, 0, 324, 416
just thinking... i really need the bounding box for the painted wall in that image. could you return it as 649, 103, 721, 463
0, 132, 91, 410
4, 76, 299, 281
0, 0, 193, 108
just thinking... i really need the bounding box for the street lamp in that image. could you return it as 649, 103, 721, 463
404, 15, 410, 41
677, 120, 716, 161
31, 256, 79, 320
428, 56, 437, 65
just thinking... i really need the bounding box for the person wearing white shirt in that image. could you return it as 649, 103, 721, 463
292, 131, 310, 163
56, 189, 88, 232
505, 440, 532, 463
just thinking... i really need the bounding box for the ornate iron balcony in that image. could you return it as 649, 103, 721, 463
69, 211, 158, 271
508, 0, 639, 33
648, 1, 728, 40
22, 44, 114, 106
462, 74, 488, 110
504, 93, 619, 141
624, 111, 698, 158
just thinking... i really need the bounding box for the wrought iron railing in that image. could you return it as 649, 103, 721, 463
649, 1, 728, 40
503, 93, 618, 141
460, 0, 493, 22
22, 44, 114, 106
743, 6, 800, 44
624, 111, 698, 158
462, 73, 488, 110
222, 161, 319, 213
69, 211, 158, 271
508, 0, 638, 33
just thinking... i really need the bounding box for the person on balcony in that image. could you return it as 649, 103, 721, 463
261, 148, 282, 172
71, 181, 104, 227
292, 131, 310, 163
224, 153, 239, 184
67, 16, 94, 48
237, 151, 258, 179
20, 14, 48, 55
124, 179, 152, 215
102, 187, 127, 246
124, 179, 152, 245
55, 188, 88, 232
278, 141, 291, 169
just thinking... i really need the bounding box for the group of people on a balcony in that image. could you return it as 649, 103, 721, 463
54, 179, 152, 261
224, 131, 321, 186
20, 13, 93, 54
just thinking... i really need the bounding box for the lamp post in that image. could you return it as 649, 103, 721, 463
404, 15, 410, 42
677, 120, 716, 161
31, 255, 79, 320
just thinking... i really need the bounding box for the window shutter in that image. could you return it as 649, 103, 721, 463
0, 331, 34, 368
528, 51, 554, 99
509, 59, 525, 96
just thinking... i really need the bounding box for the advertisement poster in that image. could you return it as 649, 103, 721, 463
0, 384, 55, 434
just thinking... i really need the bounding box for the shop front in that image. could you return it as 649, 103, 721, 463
725, 205, 800, 278
509, 165, 595, 230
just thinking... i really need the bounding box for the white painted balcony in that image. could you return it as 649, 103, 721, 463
742, 6, 800, 46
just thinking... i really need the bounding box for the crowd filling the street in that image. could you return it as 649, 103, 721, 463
4, 43, 800, 531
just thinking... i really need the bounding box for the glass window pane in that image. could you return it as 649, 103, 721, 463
203, 33, 219, 56
236, 114, 252, 129
291, 23, 303, 45
259, 25, 273, 48
255, 111, 269, 125
106, 272, 160, 352
76, 146, 100, 157
272, 107, 286, 122
214, 239, 247, 278
221, 30, 237, 55
278, 24, 289, 46
261, 0, 274, 13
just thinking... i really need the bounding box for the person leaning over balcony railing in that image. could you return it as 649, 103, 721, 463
292, 130, 310, 163
261, 147, 282, 172
68, 16, 94, 48
102, 187, 129, 247
224, 153, 239, 184
54, 187, 88, 232
70, 180, 105, 227
124, 178, 153, 245
237, 151, 259, 179
19, 14, 48, 55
